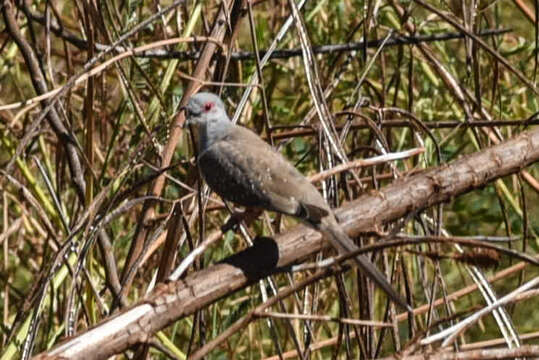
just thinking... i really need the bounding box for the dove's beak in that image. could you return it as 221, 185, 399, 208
183, 104, 204, 129
181, 105, 199, 128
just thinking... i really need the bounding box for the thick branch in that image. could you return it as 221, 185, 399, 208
35, 127, 539, 359
378, 345, 539, 360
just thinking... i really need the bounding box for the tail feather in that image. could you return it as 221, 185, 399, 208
318, 218, 411, 312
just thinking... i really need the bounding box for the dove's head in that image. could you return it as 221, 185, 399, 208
184, 92, 229, 127
183, 92, 233, 150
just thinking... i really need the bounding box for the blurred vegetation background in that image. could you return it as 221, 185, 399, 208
0, 0, 538, 358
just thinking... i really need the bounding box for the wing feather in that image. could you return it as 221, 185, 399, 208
198, 125, 329, 222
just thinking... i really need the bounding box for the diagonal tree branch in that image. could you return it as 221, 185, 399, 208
119, 0, 239, 298
35, 127, 539, 359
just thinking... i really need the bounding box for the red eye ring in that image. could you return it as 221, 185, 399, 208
204, 102, 214, 111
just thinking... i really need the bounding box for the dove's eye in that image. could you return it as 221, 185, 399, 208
204, 102, 214, 112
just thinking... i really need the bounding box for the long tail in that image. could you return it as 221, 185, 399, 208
318, 217, 411, 312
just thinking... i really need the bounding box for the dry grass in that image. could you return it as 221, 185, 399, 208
0, 0, 538, 359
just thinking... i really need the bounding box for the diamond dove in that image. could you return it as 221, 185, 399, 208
184, 92, 410, 311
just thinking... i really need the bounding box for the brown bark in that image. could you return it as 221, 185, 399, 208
378, 345, 539, 360
35, 127, 539, 359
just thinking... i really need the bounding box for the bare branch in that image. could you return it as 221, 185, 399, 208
34, 126, 539, 360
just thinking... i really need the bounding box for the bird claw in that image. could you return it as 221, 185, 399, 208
221, 208, 263, 233
221, 213, 242, 233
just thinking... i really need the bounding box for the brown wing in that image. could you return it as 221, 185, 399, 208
198, 125, 329, 222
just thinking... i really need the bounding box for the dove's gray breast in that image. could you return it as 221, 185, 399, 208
198, 136, 272, 209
